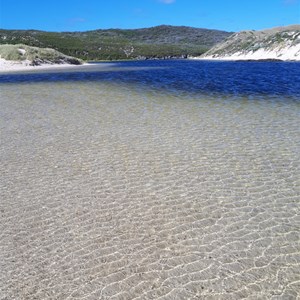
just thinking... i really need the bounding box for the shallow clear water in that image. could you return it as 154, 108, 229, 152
0, 61, 300, 299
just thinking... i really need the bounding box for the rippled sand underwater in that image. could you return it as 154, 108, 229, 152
1, 77, 300, 299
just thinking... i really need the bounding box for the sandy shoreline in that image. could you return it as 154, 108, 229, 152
1, 55, 299, 73
190, 56, 300, 62
0, 58, 93, 73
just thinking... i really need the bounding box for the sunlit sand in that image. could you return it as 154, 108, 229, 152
1, 65, 299, 299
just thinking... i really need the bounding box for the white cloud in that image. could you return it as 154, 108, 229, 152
159, 0, 176, 4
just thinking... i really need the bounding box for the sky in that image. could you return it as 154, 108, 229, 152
0, 0, 299, 32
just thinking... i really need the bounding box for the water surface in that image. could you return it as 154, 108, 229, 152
0, 60, 299, 299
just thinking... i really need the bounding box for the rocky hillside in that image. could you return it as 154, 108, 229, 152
200, 25, 300, 61
0, 44, 82, 65
0, 25, 232, 60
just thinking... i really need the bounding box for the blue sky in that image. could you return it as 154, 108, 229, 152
0, 0, 299, 32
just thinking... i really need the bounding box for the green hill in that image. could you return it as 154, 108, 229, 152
0, 25, 232, 61
0, 44, 82, 65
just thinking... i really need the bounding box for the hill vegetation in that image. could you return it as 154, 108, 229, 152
0, 25, 232, 61
0, 44, 82, 65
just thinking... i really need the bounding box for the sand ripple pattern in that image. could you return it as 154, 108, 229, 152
1, 82, 300, 299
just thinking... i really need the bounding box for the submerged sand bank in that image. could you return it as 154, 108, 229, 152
1, 76, 299, 299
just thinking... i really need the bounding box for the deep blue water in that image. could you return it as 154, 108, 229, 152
1, 60, 300, 99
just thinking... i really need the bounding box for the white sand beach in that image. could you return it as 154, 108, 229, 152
0, 58, 91, 73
